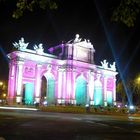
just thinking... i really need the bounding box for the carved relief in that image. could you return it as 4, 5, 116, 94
23, 66, 35, 77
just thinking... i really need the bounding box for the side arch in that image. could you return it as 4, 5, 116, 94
94, 74, 103, 106
75, 75, 87, 106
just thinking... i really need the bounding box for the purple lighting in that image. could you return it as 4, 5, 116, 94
7, 35, 118, 106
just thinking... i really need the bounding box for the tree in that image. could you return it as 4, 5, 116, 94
0, 81, 8, 104
112, 0, 140, 27
0, 0, 57, 19
116, 81, 127, 106
0, 0, 139, 27
117, 75, 140, 106
132, 74, 140, 105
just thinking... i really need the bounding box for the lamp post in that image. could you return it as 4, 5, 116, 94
135, 75, 140, 90
137, 77, 140, 84
0, 81, 3, 94
0, 81, 4, 103
0, 81, 7, 104
133, 75, 140, 107
0, 81, 3, 86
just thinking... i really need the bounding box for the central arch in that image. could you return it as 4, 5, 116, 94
41, 72, 55, 105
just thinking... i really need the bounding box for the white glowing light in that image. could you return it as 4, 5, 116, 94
35, 97, 40, 103
57, 99, 62, 104
117, 105, 121, 108
85, 104, 89, 107
129, 105, 134, 110
0, 106, 38, 111
43, 101, 48, 105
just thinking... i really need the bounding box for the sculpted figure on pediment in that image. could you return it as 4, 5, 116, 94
13, 37, 29, 50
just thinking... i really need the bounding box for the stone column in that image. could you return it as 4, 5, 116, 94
62, 70, 66, 104
35, 64, 42, 103
71, 69, 76, 105
15, 59, 24, 103
103, 75, 108, 106
57, 67, 63, 104
88, 72, 94, 105
7, 62, 15, 104
66, 70, 71, 103
113, 77, 117, 106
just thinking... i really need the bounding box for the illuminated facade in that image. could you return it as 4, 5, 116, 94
7, 35, 117, 106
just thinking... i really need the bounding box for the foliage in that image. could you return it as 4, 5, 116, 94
116, 74, 140, 105
116, 81, 126, 105
12, 0, 57, 19
39, 106, 87, 113
133, 74, 140, 92
0, 0, 57, 19
132, 74, 140, 104
112, 0, 140, 27
39, 105, 130, 114
0, 81, 7, 102
0, 0, 140, 27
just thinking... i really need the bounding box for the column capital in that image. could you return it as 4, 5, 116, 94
16, 56, 24, 63
16, 60, 24, 65
36, 63, 42, 68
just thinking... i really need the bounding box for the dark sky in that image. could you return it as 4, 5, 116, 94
0, 0, 140, 81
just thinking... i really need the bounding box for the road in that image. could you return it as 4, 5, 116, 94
0, 109, 140, 140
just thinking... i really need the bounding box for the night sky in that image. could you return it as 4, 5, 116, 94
0, 0, 140, 81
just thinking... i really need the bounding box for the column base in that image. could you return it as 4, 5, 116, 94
7, 97, 15, 105
35, 97, 40, 103
70, 99, 76, 105
16, 96, 22, 104
104, 101, 107, 106
57, 99, 76, 105
113, 101, 116, 106
90, 101, 94, 105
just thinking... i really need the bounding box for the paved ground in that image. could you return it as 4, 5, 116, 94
0, 109, 140, 140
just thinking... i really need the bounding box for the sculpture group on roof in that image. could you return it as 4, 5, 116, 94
72, 34, 95, 50
13, 37, 29, 50
33, 44, 44, 55
12, 36, 116, 71
13, 37, 44, 55
101, 60, 116, 71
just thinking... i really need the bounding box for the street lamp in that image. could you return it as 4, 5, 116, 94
137, 77, 140, 83
3, 93, 6, 98
0, 81, 3, 86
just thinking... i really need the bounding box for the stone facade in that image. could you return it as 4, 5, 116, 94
7, 35, 118, 106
